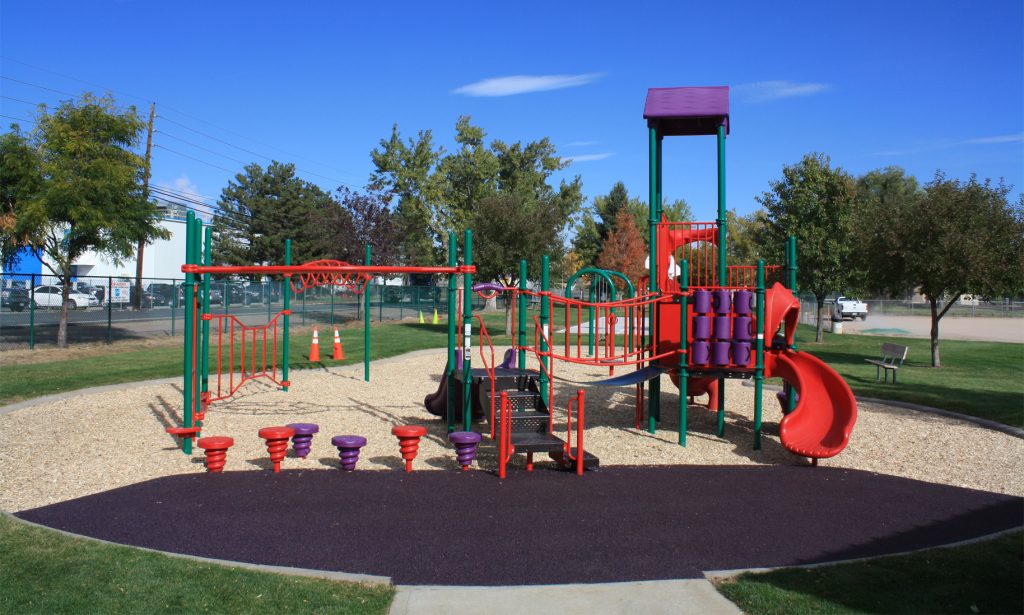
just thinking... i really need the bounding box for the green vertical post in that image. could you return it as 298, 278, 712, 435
647, 126, 660, 433
462, 230, 473, 431
182, 211, 196, 455
201, 226, 212, 403
754, 259, 766, 449
518, 259, 527, 369
282, 239, 291, 392
191, 217, 203, 426
539, 254, 550, 410
364, 244, 371, 382
446, 233, 457, 433
28, 274, 35, 349
785, 235, 798, 413
716, 123, 728, 438
678, 259, 689, 446
106, 276, 112, 344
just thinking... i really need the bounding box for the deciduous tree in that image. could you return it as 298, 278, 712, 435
757, 153, 859, 342
596, 210, 648, 290
0, 94, 166, 347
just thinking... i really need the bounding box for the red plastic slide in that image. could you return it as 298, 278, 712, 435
765, 349, 857, 459
761, 283, 857, 459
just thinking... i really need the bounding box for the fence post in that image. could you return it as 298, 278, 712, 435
29, 273, 36, 349
330, 286, 335, 326
106, 276, 113, 344
171, 280, 176, 336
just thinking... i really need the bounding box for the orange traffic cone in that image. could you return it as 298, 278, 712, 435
309, 327, 321, 362
333, 327, 345, 360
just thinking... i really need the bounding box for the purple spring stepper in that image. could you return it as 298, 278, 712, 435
287, 423, 319, 459
331, 435, 367, 471
448, 431, 482, 471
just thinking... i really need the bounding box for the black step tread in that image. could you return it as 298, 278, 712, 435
549, 448, 601, 470
510, 431, 566, 453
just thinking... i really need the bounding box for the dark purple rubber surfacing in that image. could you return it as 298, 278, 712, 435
16, 466, 1021, 586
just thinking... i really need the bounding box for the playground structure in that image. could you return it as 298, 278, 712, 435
168, 85, 857, 474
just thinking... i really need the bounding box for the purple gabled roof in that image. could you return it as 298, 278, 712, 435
643, 86, 730, 136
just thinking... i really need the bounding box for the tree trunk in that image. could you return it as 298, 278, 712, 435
58, 275, 70, 348
815, 295, 826, 342
505, 301, 513, 337
929, 296, 941, 367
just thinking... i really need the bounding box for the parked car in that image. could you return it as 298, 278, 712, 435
834, 296, 868, 321
5, 287, 29, 311
32, 285, 100, 309
1, 281, 29, 307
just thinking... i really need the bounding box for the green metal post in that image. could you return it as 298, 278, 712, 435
364, 244, 371, 382
182, 211, 196, 455
447, 233, 457, 432
678, 259, 689, 446
462, 231, 473, 431
201, 226, 211, 403
28, 273, 35, 349
716, 123, 728, 437
786, 235, 798, 413
647, 126, 660, 433
191, 217, 203, 426
518, 259, 527, 369
106, 276, 112, 344
282, 239, 291, 392
539, 254, 550, 410
754, 259, 766, 449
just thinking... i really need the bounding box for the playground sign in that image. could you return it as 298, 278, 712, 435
110, 281, 131, 304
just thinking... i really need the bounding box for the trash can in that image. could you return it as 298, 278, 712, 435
830, 320, 844, 334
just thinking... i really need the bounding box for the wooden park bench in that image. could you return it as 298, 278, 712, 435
865, 342, 909, 383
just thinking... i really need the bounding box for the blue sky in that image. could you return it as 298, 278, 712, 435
2, 1, 1022, 224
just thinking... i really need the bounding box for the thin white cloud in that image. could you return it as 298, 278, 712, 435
966, 133, 1024, 145
567, 140, 599, 147
735, 80, 831, 103
564, 152, 613, 163
873, 133, 1024, 156
453, 73, 604, 97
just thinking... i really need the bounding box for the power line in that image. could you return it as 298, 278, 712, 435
154, 144, 236, 173
0, 94, 46, 107
155, 129, 251, 166
0, 75, 76, 97
0, 113, 35, 125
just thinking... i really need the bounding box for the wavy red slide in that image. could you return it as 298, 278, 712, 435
762, 283, 857, 460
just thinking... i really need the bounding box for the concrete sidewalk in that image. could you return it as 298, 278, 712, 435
389, 579, 741, 614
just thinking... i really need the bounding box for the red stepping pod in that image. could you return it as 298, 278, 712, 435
391, 425, 427, 473
259, 426, 295, 473
166, 426, 202, 447
197, 436, 234, 473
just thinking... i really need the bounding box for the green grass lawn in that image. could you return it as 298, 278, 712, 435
716, 531, 1023, 615
0, 514, 394, 615
791, 325, 1023, 427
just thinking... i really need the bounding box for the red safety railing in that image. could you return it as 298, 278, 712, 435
727, 265, 783, 289
656, 220, 719, 290
473, 315, 500, 439
564, 389, 586, 476
203, 310, 288, 405
498, 391, 512, 479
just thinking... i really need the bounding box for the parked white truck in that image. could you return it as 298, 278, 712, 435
834, 296, 868, 321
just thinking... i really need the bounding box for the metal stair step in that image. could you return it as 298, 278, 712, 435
548, 447, 600, 471
510, 431, 566, 453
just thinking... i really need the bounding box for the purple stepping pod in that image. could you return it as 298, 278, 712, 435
692, 290, 712, 314
713, 316, 732, 340
711, 341, 731, 366
448, 431, 482, 471
731, 341, 752, 366
712, 289, 731, 314
692, 316, 711, 340
331, 435, 368, 471
689, 341, 710, 366
287, 423, 319, 459
733, 316, 753, 341
733, 290, 753, 315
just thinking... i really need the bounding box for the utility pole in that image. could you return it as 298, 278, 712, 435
134, 102, 156, 310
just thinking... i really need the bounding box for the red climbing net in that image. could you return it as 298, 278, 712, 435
289, 260, 373, 295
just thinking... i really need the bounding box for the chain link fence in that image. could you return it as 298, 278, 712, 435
0, 273, 481, 350
794, 294, 1023, 328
